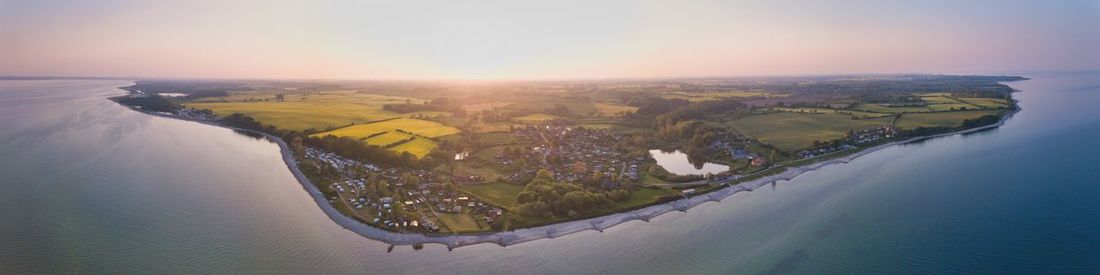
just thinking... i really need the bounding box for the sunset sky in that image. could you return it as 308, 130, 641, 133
2, 0, 1099, 80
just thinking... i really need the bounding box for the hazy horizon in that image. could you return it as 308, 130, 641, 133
2, 0, 1099, 80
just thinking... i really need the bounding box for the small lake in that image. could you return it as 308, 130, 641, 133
649, 149, 729, 175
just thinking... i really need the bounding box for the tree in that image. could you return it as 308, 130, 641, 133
290, 136, 304, 155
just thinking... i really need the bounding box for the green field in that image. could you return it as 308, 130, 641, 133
958, 98, 1009, 108
186, 91, 430, 131
512, 113, 561, 123
919, 96, 960, 104
895, 110, 1002, 129
595, 103, 639, 117
613, 187, 674, 209
852, 103, 931, 114
770, 107, 893, 119
660, 91, 788, 102
363, 131, 414, 146
926, 103, 979, 111
459, 181, 526, 208
435, 212, 485, 233
729, 112, 895, 152
390, 138, 438, 158
312, 118, 459, 139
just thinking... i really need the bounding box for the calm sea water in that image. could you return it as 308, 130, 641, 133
1, 73, 1099, 274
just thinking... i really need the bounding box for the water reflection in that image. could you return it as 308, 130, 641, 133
648, 149, 729, 175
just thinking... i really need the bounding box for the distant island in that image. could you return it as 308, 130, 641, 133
111, 74, 1026, 249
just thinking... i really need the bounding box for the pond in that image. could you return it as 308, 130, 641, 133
648, 149, 729, 176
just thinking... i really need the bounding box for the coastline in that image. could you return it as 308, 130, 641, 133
119, 98, 1021, 251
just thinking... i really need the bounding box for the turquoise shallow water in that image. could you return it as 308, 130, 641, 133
1, 73, 1098, 274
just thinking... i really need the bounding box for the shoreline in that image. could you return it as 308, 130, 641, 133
119, 98, 1021, 251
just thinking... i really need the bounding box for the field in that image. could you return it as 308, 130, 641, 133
770, 107, 893, 119
435, 212, 486, 233
958, 98, 1009, 108
660, 91, 788, 102
852, 103, 931, 114
389, 138, 438, 158
185, 91, 430, 131
311, 118, 459, 139
512, 113, 561, 123
728, 112, 895, 152
363, 131, 413, 146
504, 98, 597, 116
895, 110, 1002, 129
613, 187, 674, 209
594, 103, 639, 117
459, 181, 526, 208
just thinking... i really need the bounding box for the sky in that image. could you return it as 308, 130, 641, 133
1, 0, 1099, 80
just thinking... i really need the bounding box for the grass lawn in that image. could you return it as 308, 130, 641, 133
435, 212, 485, 233
186, 91, 428, 131
512, 113, 562, 123
311, 118, 460, 139
614, 187, 673, 209
389, 138, 438, 158
458, 181, 525, 208
453, 161, 510, 180
895, 110, 1003, 129
729, 112, 895, 152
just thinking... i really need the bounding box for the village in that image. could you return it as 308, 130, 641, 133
497, 120, 645, 189
303, 147, 504, 233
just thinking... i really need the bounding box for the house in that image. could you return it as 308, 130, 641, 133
682, 189, 697, 196
751, 157, 767, 167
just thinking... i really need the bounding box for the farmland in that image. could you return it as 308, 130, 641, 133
388, 138, 439, 158
958, 98, 1010, 108
769, 107, 893, 119
511, 113, 561, 122
729, 112, 895, 152
185, 91, 429, 131
895, 110, 1003, 129
852, 103, 932, 114
595, 103, 639, 117
311, 118, 459, 139
364, 131, 414, 146
659, 91, 789, 102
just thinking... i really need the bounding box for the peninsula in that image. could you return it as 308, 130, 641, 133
111, 75, 1026, 249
